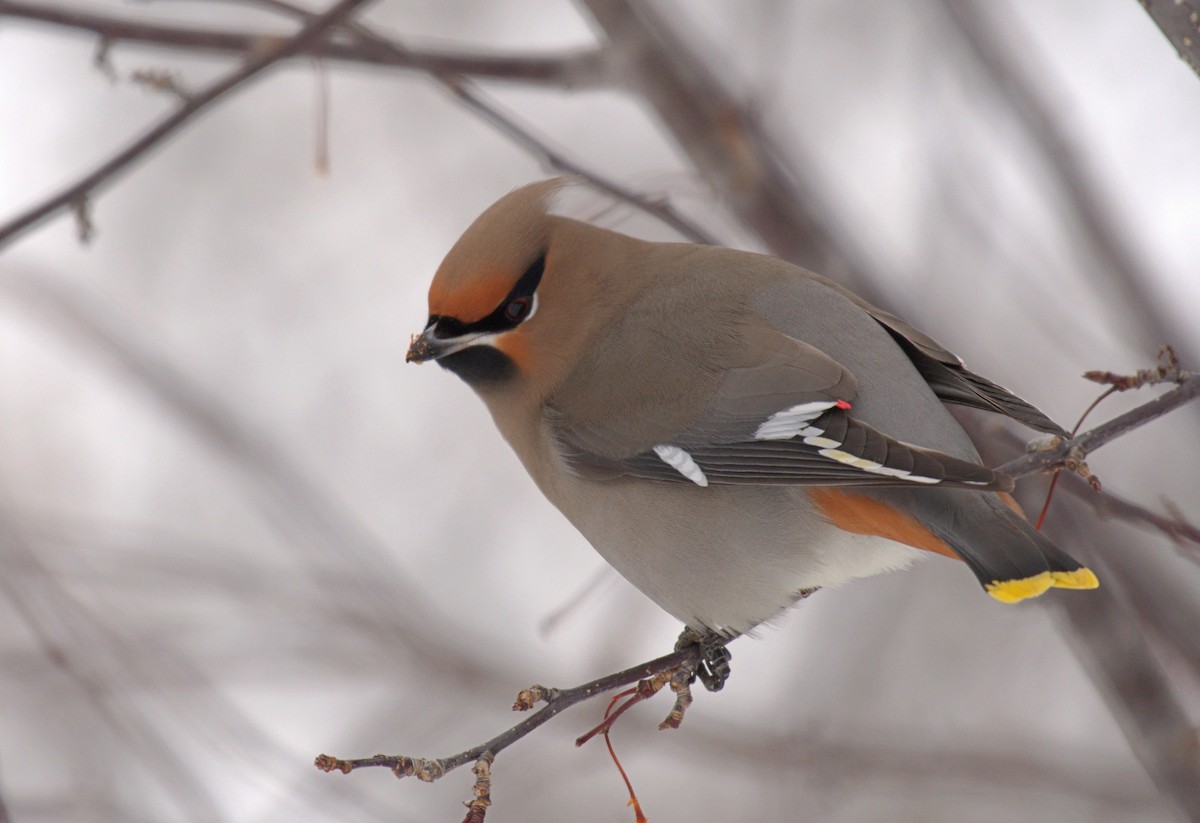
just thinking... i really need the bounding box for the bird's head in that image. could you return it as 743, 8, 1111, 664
407, 179, 629, 394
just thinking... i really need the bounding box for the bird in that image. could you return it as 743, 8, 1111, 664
407, 179, 1097, 681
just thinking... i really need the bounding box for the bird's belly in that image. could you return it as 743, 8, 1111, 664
549, 478, 924, 634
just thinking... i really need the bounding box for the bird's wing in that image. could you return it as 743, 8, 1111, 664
855, 303, 1067, 436
549, 320, 1012, 491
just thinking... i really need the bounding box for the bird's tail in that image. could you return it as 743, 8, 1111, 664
935, 493, 1098, 603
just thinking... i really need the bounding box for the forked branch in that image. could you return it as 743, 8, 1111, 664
998, 353, 1200, 482
315, 640, 711, 816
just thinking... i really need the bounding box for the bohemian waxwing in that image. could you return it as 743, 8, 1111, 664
407, 179, 1098, 648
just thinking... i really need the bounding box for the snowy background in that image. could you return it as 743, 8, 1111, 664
1, 1, 1199, 821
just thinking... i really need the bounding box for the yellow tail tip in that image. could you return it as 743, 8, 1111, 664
986, 572, 1054, 604
986, 568, 1100, 603
1051, 567, 1100, 590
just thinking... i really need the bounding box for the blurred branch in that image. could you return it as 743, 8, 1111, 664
1136, 0, 1200, 81
443, 77, 716, 243
0, 0, 375, 249
936, 0, 1200, 368
0, 0, 608, 88
1090, 483, 1200, 556
2, 271, 498, 688
245, 0, 718, 240
685, 723, 1166, 818
1054, 472, 1200, 679
575, 0, 877, 296
0, 505, 225, 821
1045, 508, 1200, 822
0, 500, 400, 822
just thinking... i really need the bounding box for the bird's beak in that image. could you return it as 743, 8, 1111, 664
406, 322, 480, 364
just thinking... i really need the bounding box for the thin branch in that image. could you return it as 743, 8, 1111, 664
0, 0, 608, 88
315, 642, 708, 780
244, 0, 718, 242
998, 427, 1200, 554
1136, 0, 1200, 82
0, 0, 376, 249
997, 374, 1200, 479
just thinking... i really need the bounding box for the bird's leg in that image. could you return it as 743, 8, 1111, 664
675, 626, 733, 692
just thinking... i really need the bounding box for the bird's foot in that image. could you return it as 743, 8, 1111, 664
675, 626, 733, 692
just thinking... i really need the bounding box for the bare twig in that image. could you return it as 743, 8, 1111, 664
1084, 345, 1188, 391
313, 57, 331, 174
0, 0, 376, 248
0, 0, 608, 89
462, 754, 493, 823
315, 642, 708, 778
129, 67, 192, 101
997, 374, 1200, 480
1136, 0, 1200, 82
999, 426, 1200, 554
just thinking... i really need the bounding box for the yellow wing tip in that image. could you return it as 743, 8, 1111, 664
986, 572, 1053, 604
1051, 567, 1100, 590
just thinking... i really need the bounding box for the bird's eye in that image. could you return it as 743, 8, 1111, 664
504, 296, 533, 323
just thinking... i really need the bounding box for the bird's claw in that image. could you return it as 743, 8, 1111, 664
675, 627, 733, 692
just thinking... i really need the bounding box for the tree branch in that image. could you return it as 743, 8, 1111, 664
1, 0, 712, 249
997, 374, 1200, 480
0, 0, 376, 249
0, 0, 608, 88
1046, 508, 1200, 822
998, 427, 1200, 555
1136, 0, 1200, 82
936, 0, 1200, 370
315, 643, 708, 790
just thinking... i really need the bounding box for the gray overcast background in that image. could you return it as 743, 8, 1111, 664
2, 1, 1199, 821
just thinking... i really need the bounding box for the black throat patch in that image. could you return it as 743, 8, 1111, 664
438, 345, 516, 385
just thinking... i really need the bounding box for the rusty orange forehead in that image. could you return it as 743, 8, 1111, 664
427, 272, 513, 323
